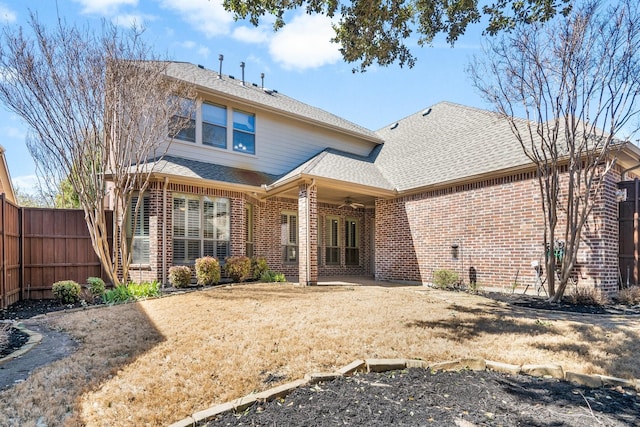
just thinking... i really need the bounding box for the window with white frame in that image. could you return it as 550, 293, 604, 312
128, 194, 150, 265
325, 216, 340, 265
281, 212, 297, 263
233, 110, 255, 154
173, 194, 229, 264
202, 102, 227, 148
345, 218, 359, 266
169, 97, 196, 142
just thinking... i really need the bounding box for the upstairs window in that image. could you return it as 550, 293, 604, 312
233, 110, 255, 154
202, 102, 227, 148
169, 97, 196, 142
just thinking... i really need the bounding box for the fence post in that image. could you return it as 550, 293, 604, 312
19, 205, 24, 302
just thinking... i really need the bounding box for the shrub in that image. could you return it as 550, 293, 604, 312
87, 277, 106, 297
618, 286, 640, 305
224, 256, 251, 283
195, 257, 221, 286
260, 270, 287, 283
432, 270, 459, 289
52, 280, 81, 303
128, 281, 161, 299
252, 256, 269, 280
567, 286, 610, 306
103, 284, 132, 304
169, 265, 192, 288
273, 272, 286, 282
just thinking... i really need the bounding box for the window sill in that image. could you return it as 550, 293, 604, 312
130, 264, 151, 270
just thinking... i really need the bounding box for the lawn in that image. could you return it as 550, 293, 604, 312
1, 282, 639, 426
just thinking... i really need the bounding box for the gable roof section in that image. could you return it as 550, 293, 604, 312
147, 156, 279, 187
268, 147, 395, 192
163, 62, 382, 144
374, 102, 534, 192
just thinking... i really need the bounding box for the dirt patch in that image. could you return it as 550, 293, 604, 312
208, 368, 638, 426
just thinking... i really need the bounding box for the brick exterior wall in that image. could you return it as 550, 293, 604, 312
125, 163, 624, 291
374, 167, 624, 292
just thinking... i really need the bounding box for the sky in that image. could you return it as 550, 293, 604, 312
0, 0, 488, 195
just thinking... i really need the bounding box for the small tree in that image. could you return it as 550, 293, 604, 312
470, 0, 640, 302
0, 15, 195, 285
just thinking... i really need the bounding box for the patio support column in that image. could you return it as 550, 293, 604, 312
298, 181, 318, 286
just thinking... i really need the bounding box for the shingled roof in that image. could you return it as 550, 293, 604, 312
374, 102, 534, 192
269, 147, 394, 191
163, 62, 382, 144
148, 156, 279, 187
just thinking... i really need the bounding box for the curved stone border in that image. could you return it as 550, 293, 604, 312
0, 322, 43, 365
168, 357, 640, 427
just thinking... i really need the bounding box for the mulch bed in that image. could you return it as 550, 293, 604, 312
207, 368, 639, 427
483, 291, 640, 315
0, 327, 29, 358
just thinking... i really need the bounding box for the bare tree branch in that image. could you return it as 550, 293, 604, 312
0, 14, 195, 285
470, 0, 640, 301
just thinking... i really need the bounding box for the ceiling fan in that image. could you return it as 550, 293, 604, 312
338, 197, 365, 209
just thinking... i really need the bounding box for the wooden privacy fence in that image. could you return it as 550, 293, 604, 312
0, 194, 112, 308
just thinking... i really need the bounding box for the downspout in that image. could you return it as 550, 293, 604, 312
163, 177, 169, 287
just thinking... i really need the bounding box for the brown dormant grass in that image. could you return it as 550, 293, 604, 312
1, 282, 639, 426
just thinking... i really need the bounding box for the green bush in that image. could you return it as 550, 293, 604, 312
195, 256, 221, 286
251, 256, 269, 280
103, 284, 132, 304
273, 272, 286, 282
260, 270, 286, 283
169, 265, 192, 288
86, 277, 106, 297
128, 280, 161, 299
224, 256, 251, 283
432, 269, 459, 289
52, 280, 82, 304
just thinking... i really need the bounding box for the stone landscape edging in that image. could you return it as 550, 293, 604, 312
167, 357, 640, 427
0, 322, 43, 365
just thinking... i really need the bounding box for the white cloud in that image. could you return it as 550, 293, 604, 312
112, 13, 156, 28
268, 14, 341, 70
0, 3, 16, 23
73, 0, 138, 15
160, 0, 233, 38
4, 126, 26, 140
232, 26, 270, 44
173, 40, 210, 60
196, 46, 210, 59
12, 175, 39, 195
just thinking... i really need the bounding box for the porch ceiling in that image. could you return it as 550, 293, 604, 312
273, 184, 377, 209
